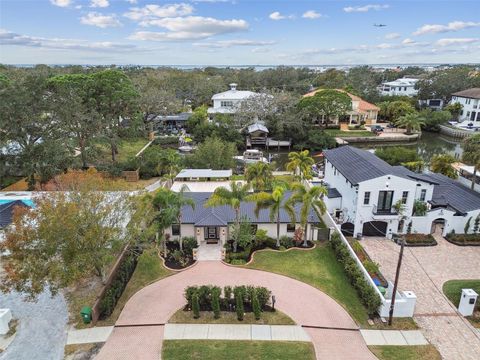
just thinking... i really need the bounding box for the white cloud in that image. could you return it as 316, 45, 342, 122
343, 4, 389, 13
124, 4, 194, 22
402, 38, 415, 45
436, 38, 479, 46
125, 0, 137, 4
302, 10, 323, 19
413, 21, 480, 36
385, 32, 400, 40
193, 39, 275, 48
0, 29, 143, 52
80, 12, 122, 28
269, 11, 294, 21
50, 0, 72, 7
90, 0, 109, 8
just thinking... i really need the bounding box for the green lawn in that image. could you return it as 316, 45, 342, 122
94, 137, 150, 164
369, 345, 441, 360
162, 340, 315, 360
96, 247, 172, 326
246, 243, 369, 325
442, 279, 480, 328
169, 309, 295, 325
324, 129, 376, 137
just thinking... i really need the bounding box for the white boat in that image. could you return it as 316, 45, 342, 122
178, 145, 195, 153
234, 149, 268, 164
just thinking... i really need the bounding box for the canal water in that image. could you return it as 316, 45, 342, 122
266, 131, 464, 170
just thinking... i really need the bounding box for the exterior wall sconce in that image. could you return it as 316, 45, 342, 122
196, 228, 201, 235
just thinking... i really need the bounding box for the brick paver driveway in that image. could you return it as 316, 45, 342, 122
96, 261, 376, 360
362, 231, 480, 360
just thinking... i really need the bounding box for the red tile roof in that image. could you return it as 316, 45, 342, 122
303, 89, 380, 112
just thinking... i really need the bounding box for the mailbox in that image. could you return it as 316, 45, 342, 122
458, 288, 478, 316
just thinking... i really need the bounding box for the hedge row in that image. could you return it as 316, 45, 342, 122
329, 232, 381, 315
98, 247, 142, 319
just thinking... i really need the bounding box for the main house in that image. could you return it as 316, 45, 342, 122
379, 77, 419, 97
165, 191, 322, 245
208, 83, 259, 121
450, 88, 480, 124
323, 146, 480, 238
303, 89, 380, 125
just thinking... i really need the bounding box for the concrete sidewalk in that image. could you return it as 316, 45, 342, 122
163, 324, 311, 341
66, 326, 114, 345
360, 329, 428, 346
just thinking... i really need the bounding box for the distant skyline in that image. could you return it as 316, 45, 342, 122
1, 0, 479, 65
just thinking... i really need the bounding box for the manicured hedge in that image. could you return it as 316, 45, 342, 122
446, 233, 480, 245
329, 232, 381, 315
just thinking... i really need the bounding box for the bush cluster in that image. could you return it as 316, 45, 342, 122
99, 247, 142, 319
446, 233, 480, 244
225, 235, 296, 264
184, 285, 272, 320
329, 232, 381, 315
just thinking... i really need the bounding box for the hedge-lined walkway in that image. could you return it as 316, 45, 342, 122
362, 233, 480, 360
96, 261, 376, 360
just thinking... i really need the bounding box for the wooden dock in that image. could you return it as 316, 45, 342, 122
247, 138, 291, 150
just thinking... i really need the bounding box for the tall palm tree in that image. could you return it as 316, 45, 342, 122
430, 154, 457, 179
396, 113, 425, 135
287, 182, 327, 247
463, 133, 480, 190
249, 185, 296, 247
286, 150, 314, 181
152, 187, 195, 252
205, 181, 252, 252
245, 162, 273, 192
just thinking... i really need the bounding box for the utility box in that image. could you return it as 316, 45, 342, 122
458, 289, 478, 316
0, 308, 12, 335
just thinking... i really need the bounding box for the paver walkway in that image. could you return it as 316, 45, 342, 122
362, 231, 480, 360
196, 243, 222, 261
96, 261, 376, 360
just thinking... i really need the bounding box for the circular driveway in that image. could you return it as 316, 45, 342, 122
96, 261, 376, 360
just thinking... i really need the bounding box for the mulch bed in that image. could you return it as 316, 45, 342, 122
164, 258, 196, 270
396, 234, 438, 247
445, 234, 480, 246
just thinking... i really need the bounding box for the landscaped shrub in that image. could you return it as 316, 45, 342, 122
211, 287, 221, 319
255, 287, 271, 309
329, 232, 381, 315
197, 285, 212, 309
230, 259, 247, 265
413, 200, 428, 216
153, 136, 179, 146
192, 293, 200, 319
363, 260, 380, 275
185, 286, 199, 308
446, 233, 480, 244
253, 293, 261, 320
182, 237, 197, 255
279, 235, 294, 249
98, 247, 142, 320
235, 289, 244, 321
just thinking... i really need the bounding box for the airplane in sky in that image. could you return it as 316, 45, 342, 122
373, 24, 387, 27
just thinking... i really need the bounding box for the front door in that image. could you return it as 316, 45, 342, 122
377, 191, 394, 213
205, 227, 218, 243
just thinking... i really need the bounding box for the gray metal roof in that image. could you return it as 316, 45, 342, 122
427, 173, 480, 214
181, 191, 320, 225
0, 200, 28, 228
327, 187, 342, 198
176, 169, 233, 179
248, 123, 269, 134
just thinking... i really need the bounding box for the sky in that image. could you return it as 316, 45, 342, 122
0, 0, 479, 65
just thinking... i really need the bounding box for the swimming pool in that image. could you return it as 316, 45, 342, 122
0, 199, 35, 207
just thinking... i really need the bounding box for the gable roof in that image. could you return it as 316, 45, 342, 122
180, 191, 320, 225
451, 88, 480, 100
0, 200, 29, 228
248, 123, 269, 134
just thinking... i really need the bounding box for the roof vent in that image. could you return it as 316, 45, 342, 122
229, 83, 237, 91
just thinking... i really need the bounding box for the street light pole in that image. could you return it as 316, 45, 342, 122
388, 236, 405, 326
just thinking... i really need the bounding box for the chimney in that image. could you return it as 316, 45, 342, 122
229, 83, 237, 91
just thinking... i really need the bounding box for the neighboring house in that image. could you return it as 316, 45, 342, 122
303, 89, 380, 125
207, 83, 258, 120
171, 169, 235, 192
380, 77, 419, 97
452, 162, 480, 192
165, 191, 322, 245
322, 146, 480, 238
147, 112, 192, 131
0, 200, 30, 241
418, 99, 444, 111
450, 88, 480, 124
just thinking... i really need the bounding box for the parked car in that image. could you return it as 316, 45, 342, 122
370, 125, 384, 134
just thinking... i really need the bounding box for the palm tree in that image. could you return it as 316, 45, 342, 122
249, 185, 296, 247
287, 182, 327, 247
152, 187, 195, 252
205, 181, 252, 252
396, 113, 425, 135
286, 150, 314, 181
245, 162, 273, 192
430, 154, 458, 179
463, 133, 480, 190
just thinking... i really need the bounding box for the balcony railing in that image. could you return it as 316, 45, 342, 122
372, 204, 398, 216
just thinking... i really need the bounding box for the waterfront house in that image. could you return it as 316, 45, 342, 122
379, 77, 419, 97
303, 89, 380, 125
165, 191, 322, 245
208, 83, 259, 121
449, 88, 480, 124
322, 146, 480, 238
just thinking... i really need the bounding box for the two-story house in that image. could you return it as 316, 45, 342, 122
450, 88, 480, 124
323, 146, 480, 238
380, 77, 419, 97
207, 83, 258, 121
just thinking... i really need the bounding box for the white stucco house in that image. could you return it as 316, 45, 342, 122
380, 77, 419, 97
450, 88, 480, 124
165, 191, 323, 245
322, 146, 480, 238
207, 83, 259, 121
